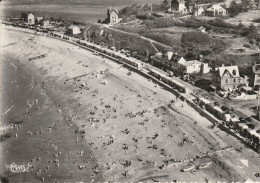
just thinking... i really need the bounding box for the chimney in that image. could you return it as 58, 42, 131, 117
222, 64, 225, 67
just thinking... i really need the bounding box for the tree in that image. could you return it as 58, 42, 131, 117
228, 0, 242, 17
246, 24, 259, 41
21, 12, 27, 21
241, 0, 251, 11
236, 23, 244, 29
185, 0, 195, 12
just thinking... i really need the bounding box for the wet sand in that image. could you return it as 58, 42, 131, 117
1, 29, 260, 182
0, 51, 102, 182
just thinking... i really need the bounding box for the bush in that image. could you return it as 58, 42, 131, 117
243, 43, 251, 48
207, 18, 236, 29
241, 24, 259, 41
252, 18, 260, 23
181, 31, 210, 44
136, 13, 155, 20
142, 17, 181, 29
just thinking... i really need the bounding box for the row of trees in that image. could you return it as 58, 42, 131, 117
228, 0, 255, 17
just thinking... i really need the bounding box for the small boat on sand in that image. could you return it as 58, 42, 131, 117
197, 162, 212, 169
181, 165, 195, 172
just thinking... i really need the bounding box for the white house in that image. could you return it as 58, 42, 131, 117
67, 25, 81, 35
171, 0, 188, 13
205, 4, 227, 17
194, 6, 205, 16
170, 54, 187, 70
42, 20, 50, 28
107, 7, 121, 24
27, 13, 35, 25
36, 16, 43, 23
180, 60, 203, 74
201, 63, 211, 74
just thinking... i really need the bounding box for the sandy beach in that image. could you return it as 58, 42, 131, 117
1, 28, 260, 182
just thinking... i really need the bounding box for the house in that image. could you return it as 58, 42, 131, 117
212, 65, 247, 91
205, 4, 227, 17
150, 52, 173, 69
194, 6, 205, 16
170, 54, 186, 70
106, 7, 120, 24
180, 60, 203, 74
252, 64, 260, 87
66, 25, 81, 35
171, 0, 188, 13
42, 20, 50, 28
178, 60, 210, 79
36, 17, 43, 24
27, 13, 35, 25
201, 63, 211, 74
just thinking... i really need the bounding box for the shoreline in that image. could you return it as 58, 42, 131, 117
0, 53, 103, 182
1, 28, 260, 182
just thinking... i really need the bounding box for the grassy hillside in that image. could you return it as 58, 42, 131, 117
86, 24, 171, 56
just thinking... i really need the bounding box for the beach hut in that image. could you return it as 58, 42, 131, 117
67, 25, 81, 35
223, 114, 231, 123
229, 117, 240, 129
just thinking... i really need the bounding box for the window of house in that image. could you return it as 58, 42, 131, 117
234, 79, 236, 83
226, 79, 228, 83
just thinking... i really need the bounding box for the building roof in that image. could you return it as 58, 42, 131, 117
181, 60, 202, 66
68, 25, 79, 30
200, 97, 211, 104
108, 7, 118, 15
241, 86, 253, 91
36, 17, 43, 20
167, 52, 173, 60
230, 117, 239, 122
172, 0, 185, 4
248, 129, 258, 136
198, 26, 206, 30
207, 4, 226, 11
238, 123, 248, 129
170, 54, 185, 63
218, 65, 239, 78
27, 13, 34, 17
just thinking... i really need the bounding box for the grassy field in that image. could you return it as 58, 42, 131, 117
152, 26, 196, 33
113, 23, 147, 34
225, 10, 260, 26
88, 24, 162, 56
